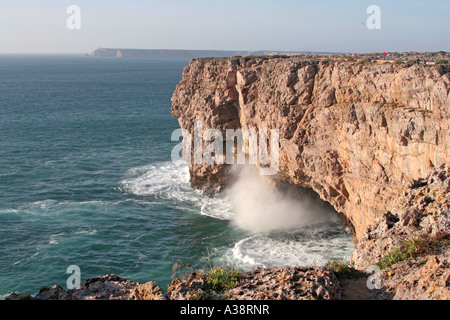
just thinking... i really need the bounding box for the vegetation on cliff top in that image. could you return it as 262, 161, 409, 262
377, 233, 449, 270
205, 267, 241, 293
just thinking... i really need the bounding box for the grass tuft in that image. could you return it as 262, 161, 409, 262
205, 267, 240, 293
325, 259, 357, 278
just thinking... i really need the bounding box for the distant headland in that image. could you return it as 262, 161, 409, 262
89, 47, 339, 59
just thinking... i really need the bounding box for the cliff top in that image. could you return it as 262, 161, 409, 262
193, 51, 450, 66
90, 48, 450, 65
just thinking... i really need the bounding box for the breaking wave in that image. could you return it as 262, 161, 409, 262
119, 161, 354, 271
119, 160, 234, 220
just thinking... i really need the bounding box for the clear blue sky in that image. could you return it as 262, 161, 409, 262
0, 0, 448, 53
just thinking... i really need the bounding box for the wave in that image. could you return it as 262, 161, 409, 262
119, 161, 354, 271
0, 199, 119, 218
0, 293, 12, 300
230, 224, 354, 270
119, 160, 234, 220
119, 160, 190, 197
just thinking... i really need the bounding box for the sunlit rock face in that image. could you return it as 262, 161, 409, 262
171, 56, 450, 241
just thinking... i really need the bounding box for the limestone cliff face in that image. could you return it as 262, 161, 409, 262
171, 56, 450, 240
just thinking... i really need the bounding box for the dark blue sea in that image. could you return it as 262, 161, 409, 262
0, 55, 354, 298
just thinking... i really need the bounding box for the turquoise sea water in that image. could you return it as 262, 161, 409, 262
0, 55, 354, 297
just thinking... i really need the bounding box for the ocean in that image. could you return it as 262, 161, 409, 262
0, 55, 354, 298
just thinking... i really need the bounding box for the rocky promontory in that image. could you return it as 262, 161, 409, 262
171, 52, 450, 241
170, 52, 450, 299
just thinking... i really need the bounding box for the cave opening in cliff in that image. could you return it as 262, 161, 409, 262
215, 164, 355, 268
225, 165, 352, 234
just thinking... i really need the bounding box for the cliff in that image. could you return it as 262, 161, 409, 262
169, 53, 450, 299
171, 54, 450, 241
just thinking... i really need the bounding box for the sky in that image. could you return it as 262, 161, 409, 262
0, 0, 448, 54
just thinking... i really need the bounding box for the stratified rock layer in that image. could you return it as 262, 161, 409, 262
171, 56, 450, 240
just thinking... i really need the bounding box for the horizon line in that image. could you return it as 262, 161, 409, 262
0, 48, 447, 55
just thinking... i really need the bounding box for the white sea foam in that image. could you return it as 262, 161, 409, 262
230, 227, 354, 270
28, 199, 59, 209
0, 208, 19, 215
200, 195, 234, 220
11, 199, 119, 217
49, 233, 63, 245
0, 293, 12, 300
222, 165, 355, 269
120, 161, 189, 197
120, 161, 354, 270
74, 229, 97, 236
120, 160, 234, 220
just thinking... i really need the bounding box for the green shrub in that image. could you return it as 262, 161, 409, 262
376, 236, 449, 270
206, 267, 240, 292
377, 246, 409, 270
325, 259, 357, 278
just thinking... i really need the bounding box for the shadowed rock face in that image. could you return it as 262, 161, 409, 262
171, 56, 450, 240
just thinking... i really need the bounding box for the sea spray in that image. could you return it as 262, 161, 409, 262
227, 165, 332, 233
